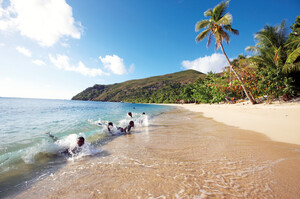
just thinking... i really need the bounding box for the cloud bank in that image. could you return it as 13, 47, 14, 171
182, 53, 228, 74
49, 54, 108, 77
0, 0, 81, 46
99, 55, 132, 75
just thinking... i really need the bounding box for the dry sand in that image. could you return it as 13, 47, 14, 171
169, 101, 300, 146
14, 107, 300, 198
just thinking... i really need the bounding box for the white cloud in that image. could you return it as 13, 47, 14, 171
182, 53, 229, 74
49, 54, 108, 77
99, 55, 128, 75
0, 0, 81, 46
128, 64, 135, 73
32, 59, 45, 66
16, 46, 31, 57
0, 43, 4, 47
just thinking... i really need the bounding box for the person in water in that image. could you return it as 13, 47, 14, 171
107, 122, 124, 135
61, 136, 85, 155
128, 112, 133, 118
107, 122, 114, 133
124, 121, 134, 134
46, 133, 85, 154
69, 136, 85, 154
139, 112, 146, 125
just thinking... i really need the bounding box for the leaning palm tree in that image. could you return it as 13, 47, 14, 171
195, 0, 257, 104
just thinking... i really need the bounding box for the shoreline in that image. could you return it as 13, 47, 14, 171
14, 107, 300, 198
164, 101, 300, 146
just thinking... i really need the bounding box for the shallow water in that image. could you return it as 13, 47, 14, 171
0, 97, 171, 197
13, 108, 300, 198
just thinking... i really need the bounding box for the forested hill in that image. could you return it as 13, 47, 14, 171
72, 69, 205, 103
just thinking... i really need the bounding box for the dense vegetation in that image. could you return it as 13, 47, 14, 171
73, 2, 299, 105
183, 2, 299, 104
72, 70, 205, 103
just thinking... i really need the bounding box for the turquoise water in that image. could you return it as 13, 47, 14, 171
0, 97, 172, 197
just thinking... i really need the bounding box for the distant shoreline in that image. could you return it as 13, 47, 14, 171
162, 100, 300, 146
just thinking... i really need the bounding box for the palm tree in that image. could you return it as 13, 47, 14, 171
195, 0, 257, 104
246, 22, 288, 69
283, 39, 300, 73
283, 16, 300, 73
246, 21, 299, 99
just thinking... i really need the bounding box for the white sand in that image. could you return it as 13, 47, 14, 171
169, 102, 300, 146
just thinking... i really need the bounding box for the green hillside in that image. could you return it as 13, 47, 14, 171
72, 69, 205, 103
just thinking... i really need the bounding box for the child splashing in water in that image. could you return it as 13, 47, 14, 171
106, 121, 134, 135
46, 133, 85, 155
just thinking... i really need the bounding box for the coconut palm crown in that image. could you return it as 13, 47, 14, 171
195, 0, 239, 50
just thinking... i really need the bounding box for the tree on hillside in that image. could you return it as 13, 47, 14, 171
195, 0, 257, 104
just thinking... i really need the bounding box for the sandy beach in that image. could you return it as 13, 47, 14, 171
170, 101, 300, 146
14, 106, 300, 198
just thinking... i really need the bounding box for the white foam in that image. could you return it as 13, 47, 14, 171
119, 113, 149, 128
21, 134, 102, 164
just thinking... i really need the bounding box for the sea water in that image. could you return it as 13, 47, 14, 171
0, 97, 172, 197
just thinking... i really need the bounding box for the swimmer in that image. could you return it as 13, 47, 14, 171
128, 112, 133, 118
107, 122, 114, 133
46, 133, 85, 155
139, 112, 146, 125
107, 122, 124, 135
124, 121, 134, 134
69, 136, 85, 154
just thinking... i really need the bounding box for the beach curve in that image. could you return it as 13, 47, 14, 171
167, 102, 300, 146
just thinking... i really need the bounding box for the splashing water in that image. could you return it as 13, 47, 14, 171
0, 97, 172, 197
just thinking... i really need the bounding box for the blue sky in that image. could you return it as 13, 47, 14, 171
0, 0, 299, 99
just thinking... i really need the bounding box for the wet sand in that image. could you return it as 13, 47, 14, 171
15, 108, 300, 198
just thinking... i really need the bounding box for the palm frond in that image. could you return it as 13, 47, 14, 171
204, 9, 213, 17
245, 46, 260, 54
249, 54, 275, 68
277, 21, 288, 46
219, 28, 230, 44
196, 28, 211, 43
224, 25, 239, 35
254, 31, 277, 50
283, 47, 300, 73
285, 39, 300, 48
217, 13, 232, 26
195, 20, 210, 32
255, 24, 288, 49
282, 63, 300, 74
207, 33, 212, 48
248, 56, 265, 65
213, 0, 230, 21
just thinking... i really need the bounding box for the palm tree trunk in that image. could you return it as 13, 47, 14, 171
220, 44, 257, 104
